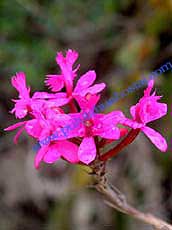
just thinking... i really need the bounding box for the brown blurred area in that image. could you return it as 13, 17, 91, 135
0, 0, 172, 229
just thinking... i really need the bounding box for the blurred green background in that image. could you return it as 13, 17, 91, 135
0, 0, 172, 229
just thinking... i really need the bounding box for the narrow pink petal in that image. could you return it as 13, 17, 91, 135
80, 83, 106, 96
56, 140, 79, 163
144, 80, 154, 97
32, 91, 66, 99
56, 50, 78, 84
46, 98, 70, 107
14, 126, 25, 144
34, 146, 49, 169
118, 117, 143, 129
4, 121, 26, 131
32, 92, 69, 107
78, 137, 96, 164
11, 72, 25, 90
53, 92, 68, 99
11, 72, 30, 98
74, 70, 96, 93
32, 92, 54, 99
56, 51, 65, 66
66, 49, 79, 67
45, 74, 64, 92
130, 105, 137, 119
43, 144, 61, 163
95, 111, 126, 125
141, 126, 167, 152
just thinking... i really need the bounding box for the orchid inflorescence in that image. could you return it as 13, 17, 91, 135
5, 49, 168, 169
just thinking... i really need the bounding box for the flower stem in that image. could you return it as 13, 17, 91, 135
90, 160, 172, 230
100, 129, 140, 161
69, 99, 78, 113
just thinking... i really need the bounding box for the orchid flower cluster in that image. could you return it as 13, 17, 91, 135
5, 49, 168, 169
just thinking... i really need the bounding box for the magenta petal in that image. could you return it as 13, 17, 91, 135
74, 94, 100, 111
53, 92, 68, 99
78, 137, 96, 164
96, 124, 120, 139
141, 126, 167, 152
43, 144, 61, 163
130, 105, 137, 119
46, 112, 71, 125
95, 111, 126, 125
45, 98, 70, 107
4, 121, 26, 131
56, 50, 78, 82
144, 80, 154, 97
140, 101, 167, 124
105, 111, 126, 123
11, 72, 30, 98
66, 49, 78, 67
11, 100, 29, 118
74, 70, 96, 93
13, 126, 25, 144
34, 146, 49, 169
63, 113, 84, 138
93, 112, 123, 139
45, 74, 64, 92
25, 119, 42, 138
32, 92, 55, 99
30, 100, 45, 112
81, 83, 106, 96
118, 117, 143, 129
32, 91, 67, 99
56, 140, 79, 163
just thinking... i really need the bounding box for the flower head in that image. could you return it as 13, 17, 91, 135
5, 50, 168, 169
67, 95, 126, 164
45, 49, 79, 94
10, 72, 31, 118
120, 80, 167, 152
10, 72, 69, 119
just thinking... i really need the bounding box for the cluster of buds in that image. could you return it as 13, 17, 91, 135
5, 49, 168, 169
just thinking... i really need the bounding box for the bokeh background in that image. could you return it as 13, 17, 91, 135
0, 0, 172, 229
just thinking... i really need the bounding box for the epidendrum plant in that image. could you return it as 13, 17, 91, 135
5, 49, 172, 229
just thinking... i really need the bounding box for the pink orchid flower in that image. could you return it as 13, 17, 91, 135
5, 49, 168, 169
11, 72, 31, 118
45, 49, 79, 94
11, 72, 70, 119
66, 95, 126, 164
5, 109, 79, 168
120, 80, 167, 152
26, 111, 79, 168
45, 50, 105, 98
5, 101, 71, 142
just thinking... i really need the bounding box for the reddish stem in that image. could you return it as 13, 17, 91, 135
99, 139, 114, 148
100, 129, 140, 161
70, 137, 82, 145
69, 98, 78, 113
